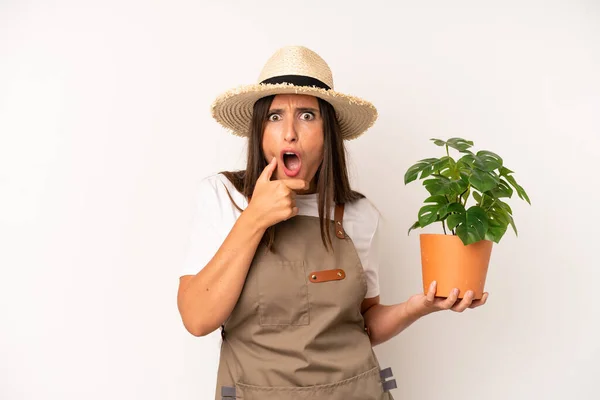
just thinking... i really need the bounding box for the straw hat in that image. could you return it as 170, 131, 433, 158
210, 46, 378, 141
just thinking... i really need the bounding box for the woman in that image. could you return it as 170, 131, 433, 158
177, 46, 488, 400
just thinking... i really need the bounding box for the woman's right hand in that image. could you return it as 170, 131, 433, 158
405, 281, 488, 319
246, 157, 309, 230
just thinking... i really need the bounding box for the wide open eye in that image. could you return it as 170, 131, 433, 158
268, 113, 281, 122
300, 112, 315, 121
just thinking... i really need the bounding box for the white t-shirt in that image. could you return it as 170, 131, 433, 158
180, 173, 381, 298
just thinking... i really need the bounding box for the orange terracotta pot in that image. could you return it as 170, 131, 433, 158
420, 233, 493, 300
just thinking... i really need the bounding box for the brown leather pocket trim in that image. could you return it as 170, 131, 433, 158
308, 269, 346, 283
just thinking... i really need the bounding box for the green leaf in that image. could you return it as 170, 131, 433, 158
433, 156, 450, 175
434, 196, 460, 220
423, 175, 468, 197
446, 137, 474, 152
447, 202, 466, 216
485, 203, 511, 243
460, 151, 503, 172
446, 203, 466, 230
469, 169, 499, 192
424, 195, 450, 207
437, 204, 450, 220
467, 206, 489, 239
448, 205, 489, 245
508, 213, 518, 236
417, 195, 449, 227
485, 220, 508, 243
487, 199, 518, 238
450, 179, 469, 195
430, 138, 447, 146
495, 197, 513, 215
505, 174, 531, 205
499, 166, 514, 175
487, 202, 508, 223
500, 167, 531, 205
459, 170, 470, 183
487, 178, 513, 199
407, 220, 421, 235
478, 193, 495, 210
457, 153, 476, 172
404, 158, 439, 184
475, 150, 503, 171
418, 205, 440, 227
433, 156, 458, 179
423, 175, 452, 196
447, 157, 457, 179
419, 164, 435, 180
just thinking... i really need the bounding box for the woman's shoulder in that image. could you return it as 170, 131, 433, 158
194, 172, 248, 215
197, 172, 239, 193
344, 194, 381, 232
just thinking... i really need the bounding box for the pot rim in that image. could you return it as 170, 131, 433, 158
419, 232, 494, 244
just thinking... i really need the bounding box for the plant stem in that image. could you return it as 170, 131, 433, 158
444, 144, 457, 236
457, 185, 469, 206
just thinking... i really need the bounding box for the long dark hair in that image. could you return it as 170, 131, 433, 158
221, 95, 364, 251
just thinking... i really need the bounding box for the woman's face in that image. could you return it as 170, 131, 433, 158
262, 94, 324, 193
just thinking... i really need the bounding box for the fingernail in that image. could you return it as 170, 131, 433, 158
453, 288, 459, 295
431, 280, 437, 286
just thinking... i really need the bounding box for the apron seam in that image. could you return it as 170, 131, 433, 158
235, 365, 380, 392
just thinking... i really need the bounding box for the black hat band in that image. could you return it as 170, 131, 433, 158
260, 75, 331, 90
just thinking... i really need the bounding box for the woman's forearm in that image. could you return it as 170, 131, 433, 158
363, 302, 422, 346
177, 210, 265, 337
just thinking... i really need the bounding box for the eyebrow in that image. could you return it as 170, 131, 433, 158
268, 107, 320, 114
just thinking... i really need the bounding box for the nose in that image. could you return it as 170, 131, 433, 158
283, 119, 297, 143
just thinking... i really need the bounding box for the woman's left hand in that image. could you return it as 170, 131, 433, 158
405, 280, 488, 319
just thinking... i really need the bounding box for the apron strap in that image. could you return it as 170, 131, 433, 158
334, 203, 346, 239
221, 386, 236, 399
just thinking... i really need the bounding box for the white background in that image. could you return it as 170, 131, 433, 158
1, 1, 598, 399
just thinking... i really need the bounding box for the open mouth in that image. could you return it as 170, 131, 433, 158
281, 150, 302, 177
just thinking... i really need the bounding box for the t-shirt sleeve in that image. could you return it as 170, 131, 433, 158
179, 176, 230, 277
364, 213, 381, 299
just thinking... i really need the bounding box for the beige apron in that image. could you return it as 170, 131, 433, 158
215, 204, 397, 400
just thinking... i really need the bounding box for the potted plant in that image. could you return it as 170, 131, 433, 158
404, 138, 530, 299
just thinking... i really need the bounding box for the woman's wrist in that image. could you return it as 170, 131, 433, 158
239, 206, 267, 236
403, 299, 429, 321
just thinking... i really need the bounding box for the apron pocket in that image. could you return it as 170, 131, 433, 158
257, 260, 309, 326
